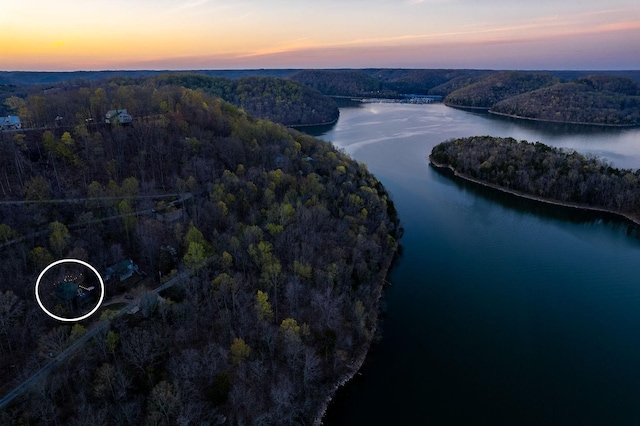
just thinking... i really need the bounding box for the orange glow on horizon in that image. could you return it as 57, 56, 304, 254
1, 1, 639, 71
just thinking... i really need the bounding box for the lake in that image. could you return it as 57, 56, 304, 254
308, 103, 640, 425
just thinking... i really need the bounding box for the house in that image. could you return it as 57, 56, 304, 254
154, 207, 183, 223
104, 259, 139, 282
76, 285, 97, 307
153, 200, 184, 223
275, 155, 287, 168
0, 115, 21, 130
54, 280, 79, 301
54, 280, 96, 307
105, 109, 133, 125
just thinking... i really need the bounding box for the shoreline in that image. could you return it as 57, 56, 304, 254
444, 103, 491, 111
429, 158, 640, 227
288, 117, 339, 128
487, 110, 638, 128
313, 251, 396, 425
442, 104, 638, 128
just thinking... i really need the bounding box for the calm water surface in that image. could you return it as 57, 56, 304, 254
310, 104, 640, 425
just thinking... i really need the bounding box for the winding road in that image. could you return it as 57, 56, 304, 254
0, 268, 190, 410
0, 192, 196, 410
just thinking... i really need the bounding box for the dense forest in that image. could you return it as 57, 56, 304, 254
441, 72, 640, 126
289, 69, 494, 98
287, 69, 640, 101
443, 71, 559, 108
152, 74, 340, 127
0, 70, 299, 86
0, 74, 339, 128
289, 70, 393, 98
0, 79, 400, 424
4, 68, 640, 112
362, 69, 491, 96
430, 136, 640, 221
490, 76, 640, 126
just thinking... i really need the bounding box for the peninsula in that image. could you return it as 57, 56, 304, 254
0, 76, 400, 424
444, 73, 640, 127
429, 136, 640, 225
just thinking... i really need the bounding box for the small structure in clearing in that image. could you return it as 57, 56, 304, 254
54, 280, 78, 301
104, 259, 140, 283
105, 109, 133, 125
54, 280, 96, 308
0, 115, 22, 130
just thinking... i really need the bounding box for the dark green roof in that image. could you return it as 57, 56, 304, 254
55, 281, 78, 301
109, 259, 133, 274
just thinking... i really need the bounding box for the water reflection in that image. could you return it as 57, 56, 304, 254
321, 102, 640, 425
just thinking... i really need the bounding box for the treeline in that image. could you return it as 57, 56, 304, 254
0, 73, 339, 129
0, 81, 400, 424
430, 136, 640, 217
364, 69, 491, 96
290, 70, 392, 97
289, 69, 493, 98
490, 76, 640, 126
443, 71, 559, 108
5, 69, 640, 109
0, 70, 299, 86
153, 74, 340, 126
443, 72, 640, 126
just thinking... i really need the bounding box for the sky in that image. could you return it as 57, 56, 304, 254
1, 0, 640, 71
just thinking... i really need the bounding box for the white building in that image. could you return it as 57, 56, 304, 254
0, 116, 22, 130
105, 109, 133, 125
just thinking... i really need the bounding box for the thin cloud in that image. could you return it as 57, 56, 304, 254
404, 0, 451, 4
167, 0, 238, 14
170, 0, 212, 12
235, 38, 313, 58
576, 8, 634, 17
235, 13, 639, 61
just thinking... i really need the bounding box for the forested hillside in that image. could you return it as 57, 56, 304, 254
490, 76, 640, 126
363, 69, 491, 96
289, 69, 493, 98
0, 73, 339, 128
443, 71, 559, 108
430, 136, 640, 219
290, 70, 393, 97
0, 80, 400, 424
427, 70, 494, 97
4, 69, 639, 109
153, 74, 340, 126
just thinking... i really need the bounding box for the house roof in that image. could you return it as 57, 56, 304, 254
106, 109, 129, 118
108, 259, 135, 275
55, 280, 78, 301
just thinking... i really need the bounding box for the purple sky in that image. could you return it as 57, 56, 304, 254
1, 0, 639, 70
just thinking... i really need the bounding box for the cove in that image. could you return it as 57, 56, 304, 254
306, 103, 640, 425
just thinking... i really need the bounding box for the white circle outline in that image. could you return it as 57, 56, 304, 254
35, 258, 105, 322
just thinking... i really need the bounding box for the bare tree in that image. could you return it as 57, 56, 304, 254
0, 290, 25, 354
120, 327, 166, 382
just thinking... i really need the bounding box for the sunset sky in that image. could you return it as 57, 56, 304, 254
2, 0, 639, 71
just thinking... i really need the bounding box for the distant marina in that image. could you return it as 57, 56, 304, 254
354, 94, 443, 104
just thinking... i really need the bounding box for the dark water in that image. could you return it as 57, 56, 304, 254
308, 103, 640, 425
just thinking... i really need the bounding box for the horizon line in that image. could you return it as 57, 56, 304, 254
2, 67, 640, 73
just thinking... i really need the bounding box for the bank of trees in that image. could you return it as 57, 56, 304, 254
290, 70, 393, 97
364, 69, 491, 96
153, 74, 340, 126
0, 80, 400, 424
289, 69, 495, 98
490, 76, 640, 125
430, 136, 640, 216
1, 73, 339, 130
444, 71, 559, 108
442, 72, 640, 126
